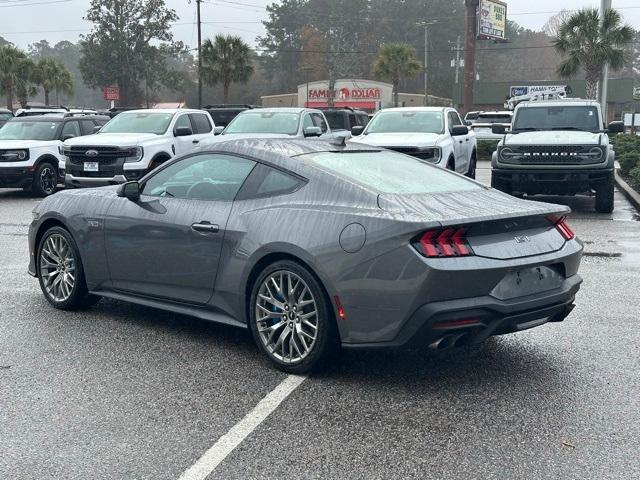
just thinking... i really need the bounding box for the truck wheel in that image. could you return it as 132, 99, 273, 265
465, 153, 477, 179
446, 157, 455, 171
595, 180, 614, 213
32, 162, 58, 197
491, 175, 510, 194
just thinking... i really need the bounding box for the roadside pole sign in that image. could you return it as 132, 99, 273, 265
103, 86, 120, 101
477, 0, 507, 41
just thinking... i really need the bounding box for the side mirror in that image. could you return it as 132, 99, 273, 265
492, 124, 506, 135
117, 181, 140, 201
451, 125, 469, 136
465, 120, 473, 126
213, 126, 224, 135
303, 126, 322, 138
351, 125, 365, 136
607, 121, 624, 134
174, 126, 193, 137
62, 134, 75, 141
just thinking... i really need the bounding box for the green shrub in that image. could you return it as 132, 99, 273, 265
477, 140, 499, 161
618, 152, 640, 175
629, 166, 640, 189
613, 134, 640, 158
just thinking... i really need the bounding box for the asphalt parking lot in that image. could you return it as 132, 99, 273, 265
1, 161, 639, 479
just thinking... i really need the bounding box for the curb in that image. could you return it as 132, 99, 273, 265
614, 170, 640, 212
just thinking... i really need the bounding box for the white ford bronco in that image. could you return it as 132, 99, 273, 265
63, 109, 215, 187
491, 99, 624, 213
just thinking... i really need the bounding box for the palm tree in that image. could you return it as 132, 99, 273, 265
15, 57, 38, 108
0, 45, 29, 110
35, 58, 60, 105
553, 8, 633, 100
53, 67, 73, 104
372, 43, 422, 107
201, 35, 254, 104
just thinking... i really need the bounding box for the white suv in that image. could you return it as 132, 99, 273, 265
0, 115, 109, 196
349, 107, 478, 178
63, 109, 215, 187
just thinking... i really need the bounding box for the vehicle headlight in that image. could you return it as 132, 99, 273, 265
124, 146, 144, 163
499, 147, 520, 162
419, 146, 441, 162
1, 149, 29, 161
586, 147, 604, 161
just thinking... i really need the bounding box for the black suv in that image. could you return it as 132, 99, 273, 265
203, 104, 258, 128
317, 107, 370, 133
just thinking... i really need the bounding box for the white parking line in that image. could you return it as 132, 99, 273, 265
177, 374, 307, 480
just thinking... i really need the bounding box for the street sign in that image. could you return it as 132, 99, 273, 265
103, 86, 120, 101
477, 0, 507, 41
633, 86, 640, 101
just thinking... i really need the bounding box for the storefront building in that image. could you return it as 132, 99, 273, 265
261, 78, 451, 112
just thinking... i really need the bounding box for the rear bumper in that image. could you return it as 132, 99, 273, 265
492, 166, 613, 194
342, 273, 582, 349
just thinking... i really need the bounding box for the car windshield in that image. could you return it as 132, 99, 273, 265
99, 112, 174, 134
224, 112, 300, 135
304, 150, 480, 194
365, 111, 444, 134
0, 113, 13, 121
513, 106, 601, 132
475, 114, 512, 124
0, 121, 59, 140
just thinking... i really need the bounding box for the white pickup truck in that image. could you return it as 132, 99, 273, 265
63, 109, 215, 188
349, 107, 478, 178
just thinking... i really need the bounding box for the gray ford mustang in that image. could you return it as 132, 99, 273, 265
28, 139, 583, 372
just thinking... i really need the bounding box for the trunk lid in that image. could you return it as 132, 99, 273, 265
378, 189, 569, 259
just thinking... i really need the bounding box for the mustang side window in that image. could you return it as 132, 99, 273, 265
142, 153, 256, 201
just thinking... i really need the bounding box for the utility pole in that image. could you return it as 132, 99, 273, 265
196, 0, 203, 109
418, 21, 437, 106
463, 0, 478, 114
453, 35, 462, 84
599, 0, 612, 123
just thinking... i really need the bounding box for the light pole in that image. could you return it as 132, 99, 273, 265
417, 21, 437, 106
196, 0, 203, 109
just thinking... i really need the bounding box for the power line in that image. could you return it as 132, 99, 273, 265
0, 0, 71, 7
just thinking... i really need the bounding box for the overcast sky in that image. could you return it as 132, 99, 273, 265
0, 0, 638, 51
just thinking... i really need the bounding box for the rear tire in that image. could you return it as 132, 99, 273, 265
37, 226, 97, 310
595, 180, 614, 213
248, 260, 338, 373
32, 162, 58, 197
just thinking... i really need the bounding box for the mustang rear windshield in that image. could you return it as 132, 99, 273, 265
99, 112, 174, 134
513, 106, 601, 132
225, 112, 300, 135
365, 111, 444, 134
305, 151, 480, 194
0, 121, 59, 141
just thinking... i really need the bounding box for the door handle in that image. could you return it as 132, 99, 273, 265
465, 138, 469, 142
191, 222, 219, 233
192, 139, 200, 144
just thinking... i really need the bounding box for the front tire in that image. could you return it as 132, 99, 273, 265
595, 180, 614, 213
37, 226, 97, 310
32, 162, 58, 197
466, 153, 477, 179
249, 260, 337, 373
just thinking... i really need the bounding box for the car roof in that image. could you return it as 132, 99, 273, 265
478, 111, 512, 115
376, 106, 447, 113
201, 138, 378, 164
243, 107, 321, 114
117, 108, 203, 114
517, 99, 598, 108
9, 114, 109, 123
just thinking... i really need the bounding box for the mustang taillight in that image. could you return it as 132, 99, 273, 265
548, 216, 575, 241
417, 228, 474, 258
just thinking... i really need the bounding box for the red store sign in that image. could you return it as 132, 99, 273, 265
308, 87, 381, 100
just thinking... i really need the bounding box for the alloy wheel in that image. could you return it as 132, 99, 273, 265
40, 166, 57, 195
255, 270, 318, 364
39, 233, 76, 302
